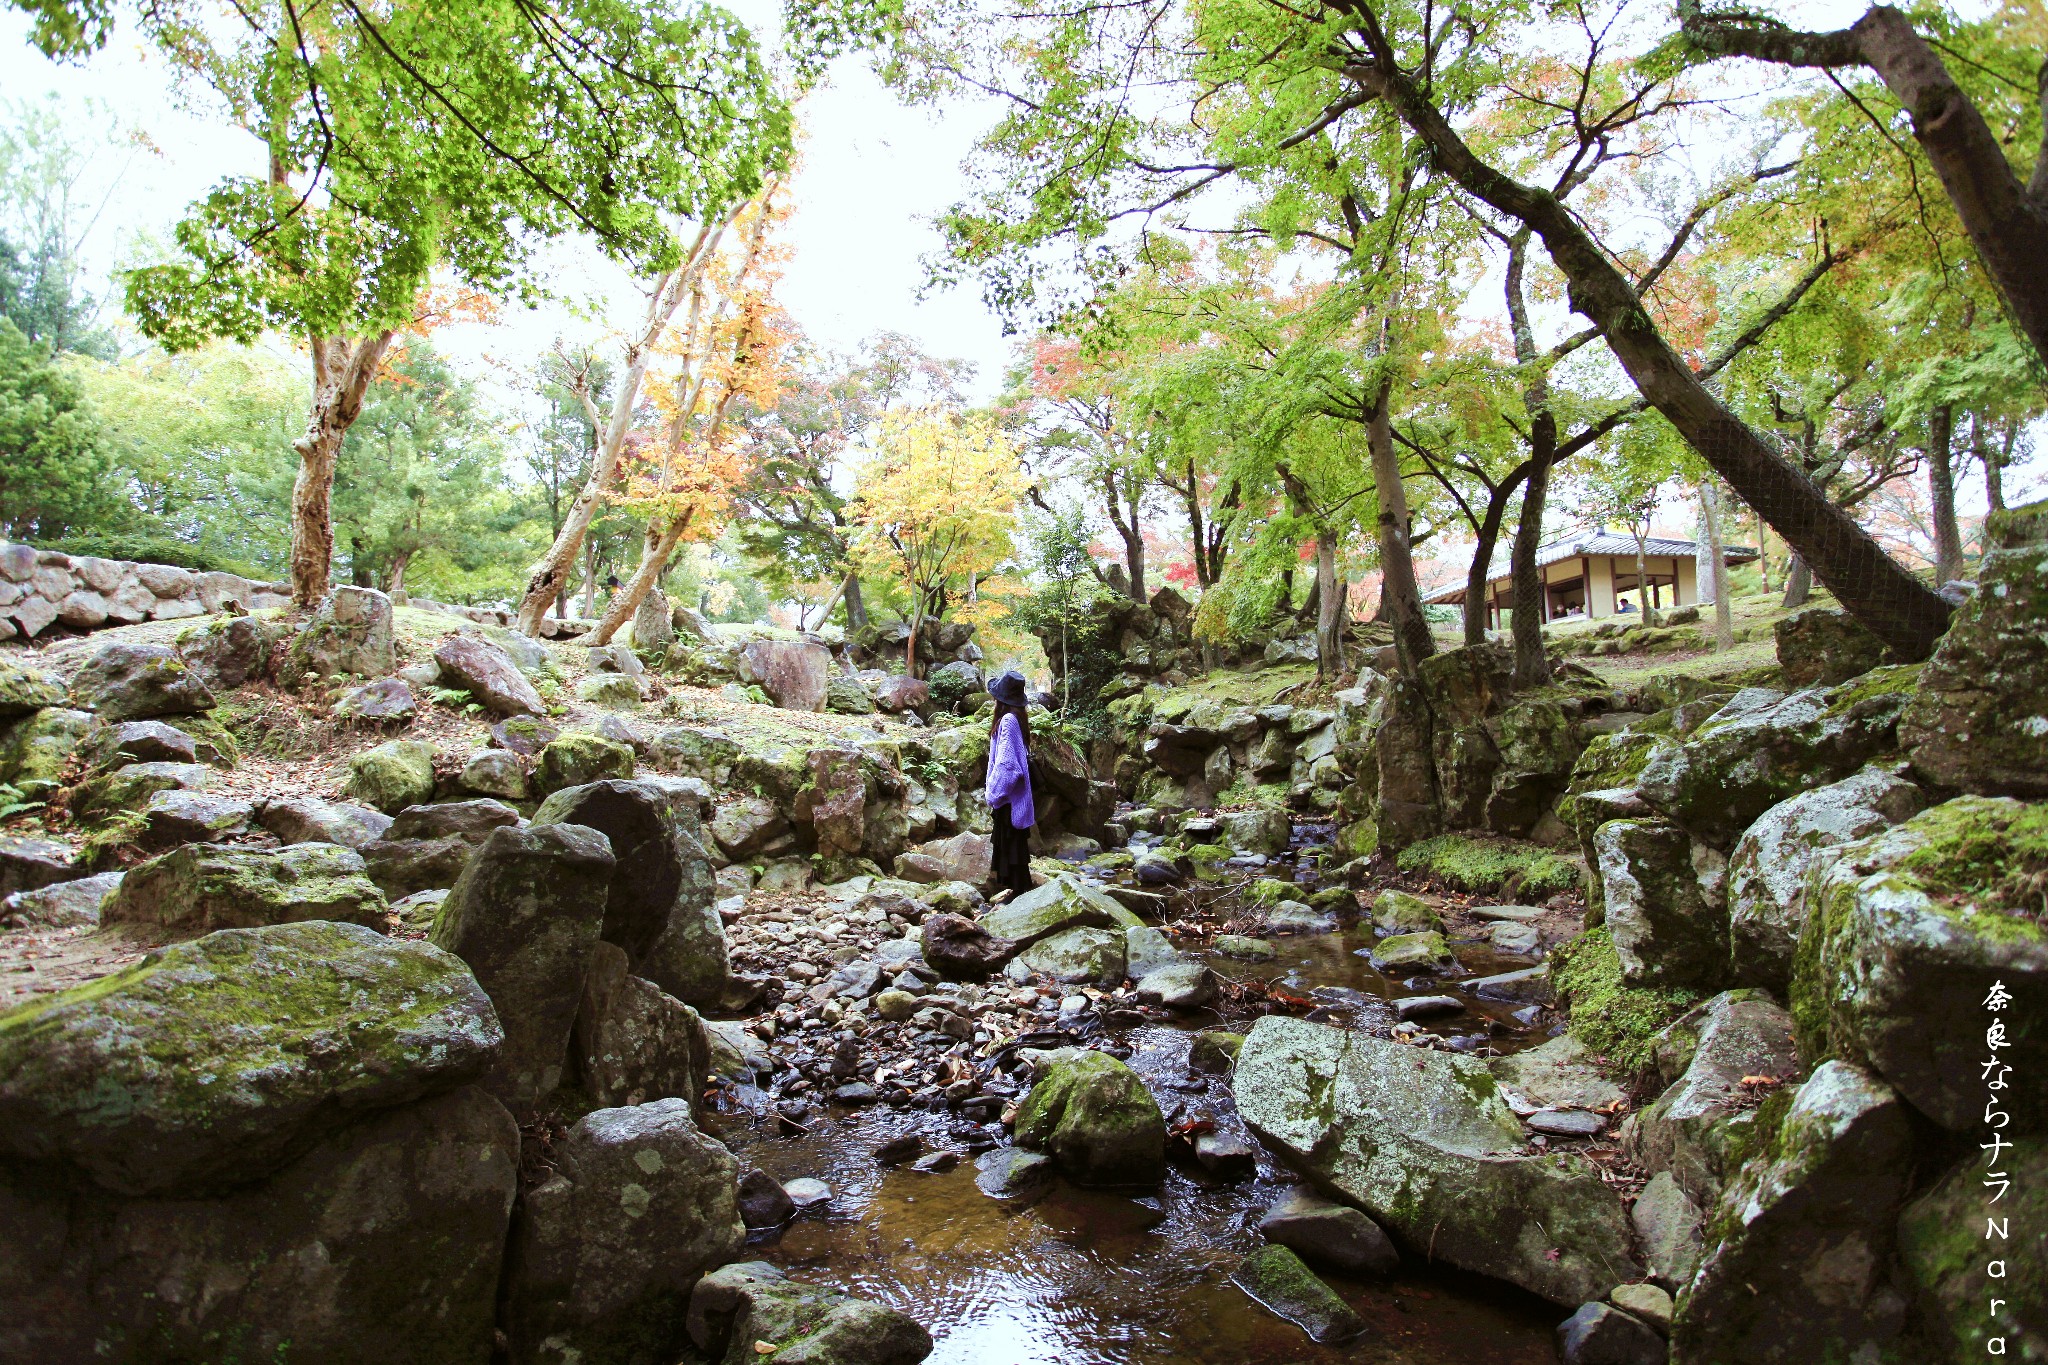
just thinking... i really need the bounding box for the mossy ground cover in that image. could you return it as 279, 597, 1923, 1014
1550, 926, 1701, 1079
1895, 797, 2048, 933
1394, 834, 1580, 898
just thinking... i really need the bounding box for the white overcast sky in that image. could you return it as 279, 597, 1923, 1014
0, 9, 1018, 403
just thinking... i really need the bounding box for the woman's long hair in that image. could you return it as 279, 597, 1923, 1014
988, 699, 1031, 751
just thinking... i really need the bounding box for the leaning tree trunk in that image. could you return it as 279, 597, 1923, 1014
1700, 481, 1733, 650
1365, 381, 1436, 676
1358, 56, 1952, 659
289, 331, 395, 606
589, 514, 692, 646
1927, 404, 1963, 584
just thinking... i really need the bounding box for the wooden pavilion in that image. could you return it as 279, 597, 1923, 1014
1425, 532, 1758, 629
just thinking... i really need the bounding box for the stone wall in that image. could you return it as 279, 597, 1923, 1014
0, 542, 293, 641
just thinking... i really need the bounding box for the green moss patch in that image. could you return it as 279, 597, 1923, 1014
1551, 926, 1701, 1078
1395, 834, 1580, 897
1896, 797, 2048, 929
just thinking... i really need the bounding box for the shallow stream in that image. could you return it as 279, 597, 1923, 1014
709, 831, 1568, 1363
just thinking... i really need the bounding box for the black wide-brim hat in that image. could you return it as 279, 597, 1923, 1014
987, 668, 1028, 707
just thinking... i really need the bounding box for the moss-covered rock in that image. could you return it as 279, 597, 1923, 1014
1014, 1048, 1166, 1186
1791, 795, 2048, 1132
1233, 1015, 1641, 1305
344, 738, 438, 813
574, 672, 643, 707
0, 657, 64, 717
0, 919, 500, 1196
534, 778, 728, 1008
70, 758, 214, 825
1672, 1061, 1918, 1365
684, 1261, 934, 1365
70, 641, 216, 721
573, 942, 710, 1111
1726, 764, 1926, 993
1775, 606, 1892, 687
503, 1098, 744, 1365
101, 841, 387, 934
1019, 925, 1127, 986
1900, 498, 2048, 797
1549, 926, 1701, 1078
1366, 929, 1454, 972
1593, 817, 1729, 992
531, 731, 635, 798
433, 823, 616, 1108
1624, 989, 1801, 1208
1638, 671, 1918, 848
1898, 1136, 2048, 1362
1229, 1245, 1366, 1344
0, 705, 91, 799
983, 873, 1139, 946
1371, 889, 1442, 933
284, 585, 395, 682
1, 1082, 517, 1365
1395, 833, 1580, 898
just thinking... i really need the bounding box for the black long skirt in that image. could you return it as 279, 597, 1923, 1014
991, 802, 1034, 896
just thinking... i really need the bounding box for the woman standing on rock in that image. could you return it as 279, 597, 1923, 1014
984, 668, 1036, 902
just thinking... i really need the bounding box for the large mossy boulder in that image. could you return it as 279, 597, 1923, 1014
1233, 1015, 1640, 1305
0, 657, 64, 716
572, 942, 710, 1110
1019, 924, 1127, 986
101, 841, 388, 935
286, 586, 395, 683
70, 641, 216, 721
0, 920, 501, 1196
503, 1098, 744, 1365
534, 778, 727, 1008
791, 745, 911, 867
1635, 671, 1918, 848
176, 611, 283, 692
0, 705, 91, 799
431, 823, 616, 1108
1900, 498, 2048, 797
1775, 606, 1892, 687
1726, 765, 1926, 993
686, 1261, 935, 1365
0, 1082, 518, 1365
1792, 795, 2048, 1133
1898, 1136, 2048, 1361
1593, 817, 1729, 992
1013, 1049, 1166, 1186
344, 738, 438, 813
1672, 1061, 1918, 1365
532, 731, 635, 799
982, 873, 1140, 947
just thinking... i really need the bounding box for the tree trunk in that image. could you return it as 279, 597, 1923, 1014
1784, 554, 1813, 607
1353, 56, 1953, 660
1314, 525, 1343, 679
1365, 380, 1435, 676
514, 214, 739, 635
388, 549, 414, 598
580, 540, 598, 619
1977, 413, 2007, 513
1507, 426, 1554, 686
1635, 537, 1657, 627
589, 514, 691, 646
289, 332, 395, 606
1463, 483, 1513, 647
1927, 403, 1963, 583
1754, 507, 1774, 592
1700, 481, 1733, 650
844, 573, 870, 630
